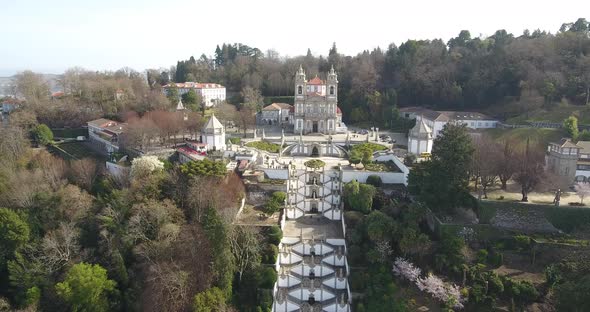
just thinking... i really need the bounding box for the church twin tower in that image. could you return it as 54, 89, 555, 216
293, 65, 339, 135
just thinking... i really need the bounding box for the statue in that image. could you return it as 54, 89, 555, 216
375, 127, 379, 142
262, 128, 266, 140
345, 131, 350, 146
553, 188, 562, 206
253, 128, 257, 139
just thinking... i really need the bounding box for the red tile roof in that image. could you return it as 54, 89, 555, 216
307, 77, 324, 85
337, 106, 342, 114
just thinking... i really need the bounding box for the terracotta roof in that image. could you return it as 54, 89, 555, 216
1, 97, 22, 105
87, 118, 119, 128
337, 106, 342, 114
262, 103, 292, 111
52, 91, 65, 97
307, 76, 324, 85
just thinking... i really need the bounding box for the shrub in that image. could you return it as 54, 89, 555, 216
508, 280, 539, 303
262, 244, 279, 265
304, 159, 326, 168
258, 267, 277, 289
477, 249, 489, 264
229, 137, 241, 144
245, 141, 281, 153
263, 191, 286, 216
513, 235, 531, 251
366, 175, 382, 187
32, 124, 54, 145
404, 154, 416, 166
267, 226, 282, 245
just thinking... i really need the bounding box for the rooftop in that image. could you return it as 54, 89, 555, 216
87, 118, 119, 129
262, 103, 293, 111
163, 82, 225, 89
307, 76, 324, 85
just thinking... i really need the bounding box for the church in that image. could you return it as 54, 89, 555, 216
293, 66, 340, 134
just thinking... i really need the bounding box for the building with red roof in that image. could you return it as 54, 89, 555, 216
162, 82, 226, 108
293, 65, 346, 134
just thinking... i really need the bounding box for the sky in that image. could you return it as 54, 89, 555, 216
0, 0, 589, 76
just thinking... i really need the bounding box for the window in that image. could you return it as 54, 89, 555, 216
330, 86, 334, 95
298, 85, 302, 95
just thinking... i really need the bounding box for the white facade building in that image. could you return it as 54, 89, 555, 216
202, 114, 226, 150
400, 107, 498, 139
260, 103, 293, 125
87, 118, 126, 154
162, 82, 226, 107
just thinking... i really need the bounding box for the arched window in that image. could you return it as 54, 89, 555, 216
298, 85, 302, 95
330, 86, 334, 95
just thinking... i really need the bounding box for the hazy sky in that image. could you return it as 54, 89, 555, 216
1, 0, 588, 76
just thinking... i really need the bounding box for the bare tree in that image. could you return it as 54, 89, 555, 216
575, 183, 590, 204
497, 139, 519, 190
229, 226, 261, 282
472, 135, 502, 198
514, 139, 546, 202
57, 184, 94, 223
70, 158, 100, 191
41, 222, 81, 273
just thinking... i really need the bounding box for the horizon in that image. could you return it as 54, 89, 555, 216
1, 0, 589, 77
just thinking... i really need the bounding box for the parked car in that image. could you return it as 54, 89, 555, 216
358, 129, 369, 135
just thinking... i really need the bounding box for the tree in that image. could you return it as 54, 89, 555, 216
408, 123, 474, 213
240, 87, 263, 112
229, 226, 261, 282
179, 159, 226, 178
0, 208, 30, 268
263, 191, 285, 215
563, 115, 579, 141
182, 89, 202, 112
497, 140, 518, 190
130, 156, 164, 178
70, 158, 100, 191
55, 262, 116, 312
344, 180, 376, 214
472, 135, 502, 198
514, 139, 546, 202
193, 287, 227, 312
575, 183, 590, 204
32, 124, 54, 145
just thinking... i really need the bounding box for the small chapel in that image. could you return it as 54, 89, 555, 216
408, 117, 433, 155
202, 114, 226, 151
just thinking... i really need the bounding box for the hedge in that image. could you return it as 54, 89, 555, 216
245, 141, 281, 153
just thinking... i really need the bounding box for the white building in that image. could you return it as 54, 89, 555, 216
408, 118, 433, 155
162, 82, 226, 107
260, 102, 293, 125
202, 114, 226, 150
400, 107, 498, 138
87, 118, 126, 154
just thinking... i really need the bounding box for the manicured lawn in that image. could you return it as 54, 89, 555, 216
483, 127, 566, 148
245, 141, 281, 153
506, 104, 590, 125
51, 128, 88, 138
52, 142, 105, 160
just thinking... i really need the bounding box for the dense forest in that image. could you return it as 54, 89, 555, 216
5, 18, 590, 129
164, 18, 590, 125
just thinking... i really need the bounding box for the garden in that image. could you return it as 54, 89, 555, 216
245, 141, 281, 153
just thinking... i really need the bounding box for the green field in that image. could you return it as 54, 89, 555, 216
506, 104, 590, 125
483, 127, 566, 148
51, 142, 106, 160
51, 128, 88, 138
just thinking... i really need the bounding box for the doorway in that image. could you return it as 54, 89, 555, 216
312, 122, 318, 133
311, 146, 320, 157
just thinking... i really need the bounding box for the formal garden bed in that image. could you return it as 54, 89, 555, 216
304, 159, 325, 168
245, 141, 281, 153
